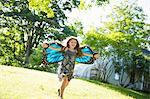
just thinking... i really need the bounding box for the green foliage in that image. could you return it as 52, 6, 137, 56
79, 0, 85, 10
104, 1, 148, 41
0, 28, 25, 66
79, 0, 109, 9
29, 46, 43, 66
83, 29, 108, 50
0, 0, 80, 67
96, 0, 109, 5
24, 46, 58, 73
83, 0, 149, 87
28, 0, 54, 18
129, 54, 150, 83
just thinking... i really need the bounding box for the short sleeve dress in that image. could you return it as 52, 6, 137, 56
58, 50, 77, 81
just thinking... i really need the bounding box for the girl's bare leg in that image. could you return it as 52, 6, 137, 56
65, 79, 69, 87
59, 76, 69, 98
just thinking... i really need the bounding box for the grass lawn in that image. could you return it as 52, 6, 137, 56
0, 65, 149, 99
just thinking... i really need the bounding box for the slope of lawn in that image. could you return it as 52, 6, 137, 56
0, 65, 149, 99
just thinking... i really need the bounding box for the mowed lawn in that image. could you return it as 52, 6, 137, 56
0, 65, 149, 99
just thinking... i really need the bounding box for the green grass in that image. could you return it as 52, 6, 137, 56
0, 65, 149, 99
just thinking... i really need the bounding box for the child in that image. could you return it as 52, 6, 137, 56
42, 37, 99, 99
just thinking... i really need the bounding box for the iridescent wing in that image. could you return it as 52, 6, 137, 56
75, 46, 97, 64
42, 43, 64, 64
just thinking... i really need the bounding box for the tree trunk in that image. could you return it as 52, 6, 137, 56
24, 22, 44, 64
119, 68, 125, 86
25, 35, 33, 64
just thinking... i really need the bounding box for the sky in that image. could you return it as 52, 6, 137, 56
137, 0, 150, 23
66, 0, 150, 32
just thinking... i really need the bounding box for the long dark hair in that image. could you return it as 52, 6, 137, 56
66, 37, 82, 57
66, 38, 79, 49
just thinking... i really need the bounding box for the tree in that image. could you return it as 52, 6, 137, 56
0, 0, 79, 65
0, 28, 25, 66
83, 0, 150, 88
79, 0, 109, 10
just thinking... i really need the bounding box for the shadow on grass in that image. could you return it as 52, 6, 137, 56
79, 78, 150, 99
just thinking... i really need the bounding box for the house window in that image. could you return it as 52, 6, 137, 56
114, 72, 119, 80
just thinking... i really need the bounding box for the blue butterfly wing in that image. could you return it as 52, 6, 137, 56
43, 43, 64, 64
75, 46, 95, 64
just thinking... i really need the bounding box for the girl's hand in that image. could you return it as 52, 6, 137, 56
94, 54, 100, 59
42, 43, 48, 48
65, 47, 68, 51
61, 47, 68, 51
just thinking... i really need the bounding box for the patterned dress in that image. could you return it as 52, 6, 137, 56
58, 50, 77, 81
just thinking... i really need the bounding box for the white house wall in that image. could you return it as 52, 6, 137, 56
74, 58, 131, 89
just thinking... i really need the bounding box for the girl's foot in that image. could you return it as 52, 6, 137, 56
58, 89, 60, 96
59, 96, 63, 99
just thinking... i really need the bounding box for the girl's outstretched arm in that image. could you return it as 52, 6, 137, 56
82, 53, 93, 57
82, 53, 100, 59
42, 43, 62, 51
48, 45, 61, 51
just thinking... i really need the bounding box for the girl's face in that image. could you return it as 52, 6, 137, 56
68, 39, 77, 49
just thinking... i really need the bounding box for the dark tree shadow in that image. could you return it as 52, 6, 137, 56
79, 78, 150, 99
